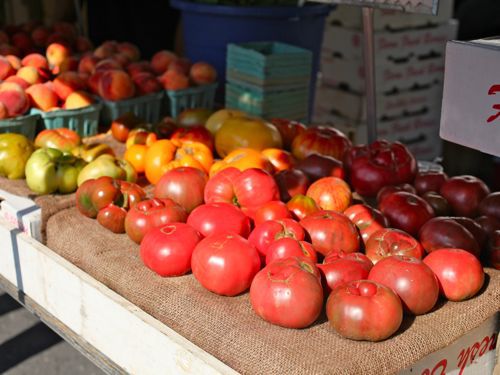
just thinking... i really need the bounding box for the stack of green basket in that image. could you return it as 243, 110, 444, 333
225, 42, 312, 121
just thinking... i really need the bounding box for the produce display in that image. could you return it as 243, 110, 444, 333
1, 99, 498, 345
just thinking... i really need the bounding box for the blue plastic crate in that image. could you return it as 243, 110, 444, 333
100, 91, 164, 127
164, 83, 218, 118
227, 42, 312, 88
0, 113, 40, 140
31, 102, 102, 138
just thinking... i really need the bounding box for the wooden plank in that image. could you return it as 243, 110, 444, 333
0, 218, 238, 375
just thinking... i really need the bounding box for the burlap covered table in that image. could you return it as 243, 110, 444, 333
46, 207, 500, 374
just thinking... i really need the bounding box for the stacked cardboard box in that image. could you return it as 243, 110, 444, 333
314, 0, 457, 160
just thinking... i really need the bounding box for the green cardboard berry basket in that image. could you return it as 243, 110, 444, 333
100, 91, 164, 127
0, 113, 40, 140
31, 102, 102, 138
164, 83, 218, 118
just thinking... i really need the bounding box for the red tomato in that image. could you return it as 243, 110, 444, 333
274, 169, 309, 202
204, 167, 280, 219
487, 230, 500, 269
478, 192, 500, 219
34, 128, 81, 152
97, 204, 127, 233
295, 154, 345, 182
270, 118, 306, 150
378, 191, 435, 236
191, 232, 261, 296
265, 238, 317, 265
376, 183, 417, 204
300, 210, 360, 256
250, 257, 323, 328
140, 223, 202, 276
344, 204, 389, 244
254, 201, 291, 226
323, 250, 373, 270
326, 280, 403, 341
423, 248, 484, 301
414, 171, 448, 195
170, 125, 214, 151
421, 191, 451, 217
306, 176, 352, 212
292, 126, 351, 161
125, 198, 188, 244
187, 202, 251, 238
368, 255, 439, 315
440, 175, 490, 218
345, 140, 417, 197
261, 148, 295, 172
248, 218, 305, 259
365, 228, 424, 264
418, 217, 480, 257
318, 258, 372, 295
286, 194, 319, 220
154, 167, 207, 213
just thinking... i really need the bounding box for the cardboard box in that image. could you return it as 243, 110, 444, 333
440, 38, 500, 157
326, 0, 454, 31
0, 188, 41, 241
321, 54, 446, 94
314, 82, 443, 122
321, 20, 458, 62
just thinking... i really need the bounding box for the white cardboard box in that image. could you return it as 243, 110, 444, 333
314, 82, 443, 122
322, 20, 458, 62
0, 188, 41, 241
440, 38, 500, 157
326, 0, 454, 31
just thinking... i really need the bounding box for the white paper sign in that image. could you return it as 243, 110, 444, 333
309, 0, 439, 15
440, 39, 500, 157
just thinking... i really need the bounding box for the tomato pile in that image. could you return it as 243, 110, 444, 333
71, 109, 499, 342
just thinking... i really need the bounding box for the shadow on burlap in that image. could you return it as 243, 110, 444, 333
46, 207, 500, 375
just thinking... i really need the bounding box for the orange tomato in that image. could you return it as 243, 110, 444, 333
124, 144, 148, 174
144, 139, 213, 184
126, 129, 157, 149
144, 140, 177, 184
261, 148, 295, 172
209, 148, 273, 177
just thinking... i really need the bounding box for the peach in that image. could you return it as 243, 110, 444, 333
94, 41, 118, 59
95, 58, 122, 72
98, 69, 135, 101
88, 71, 105, 94
168, 58, 191, 75
0, 102, 8, 119
75, 36, 93, 53
133, 72, 162, 95
22, 20, 41, 34
53, 22, 78, 41
0, 44, 20, 56
190, 62, 217, 85
0, 57, 15, 80
17, 66, 42, 85
65, 90, 94, 109
53, 71, 86, 100
159, 70, 189, 91
46, 43, 71, 69
127, 61, 154, 77
117, 42, 140, 62
112, 53, 130, 68
78, 54, 100, 75
59, 56, 79, 73
21, 53, 49, 69
0, 82, 30, 117
0, 30, 9, 44
11, 32, 33, 53
5, 76, 30, 89
6, 55, 21, 70
46, 32, 72, 47
31, 26, 50, 47
26, 83, 59, 111
151, 50, 177, 74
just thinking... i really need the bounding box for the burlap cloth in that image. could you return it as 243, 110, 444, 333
46, 207, 500, 375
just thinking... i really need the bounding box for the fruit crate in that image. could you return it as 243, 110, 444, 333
226, 42, 312, 89
164, 83, 218, 118
100, 91, 164, 127
0, 113, 40, 140
31, 102, 102, 138
226, 80, 308, 121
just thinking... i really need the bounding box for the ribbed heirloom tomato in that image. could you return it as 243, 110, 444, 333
209, 148, 273, 177
306, 176, 352, 212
